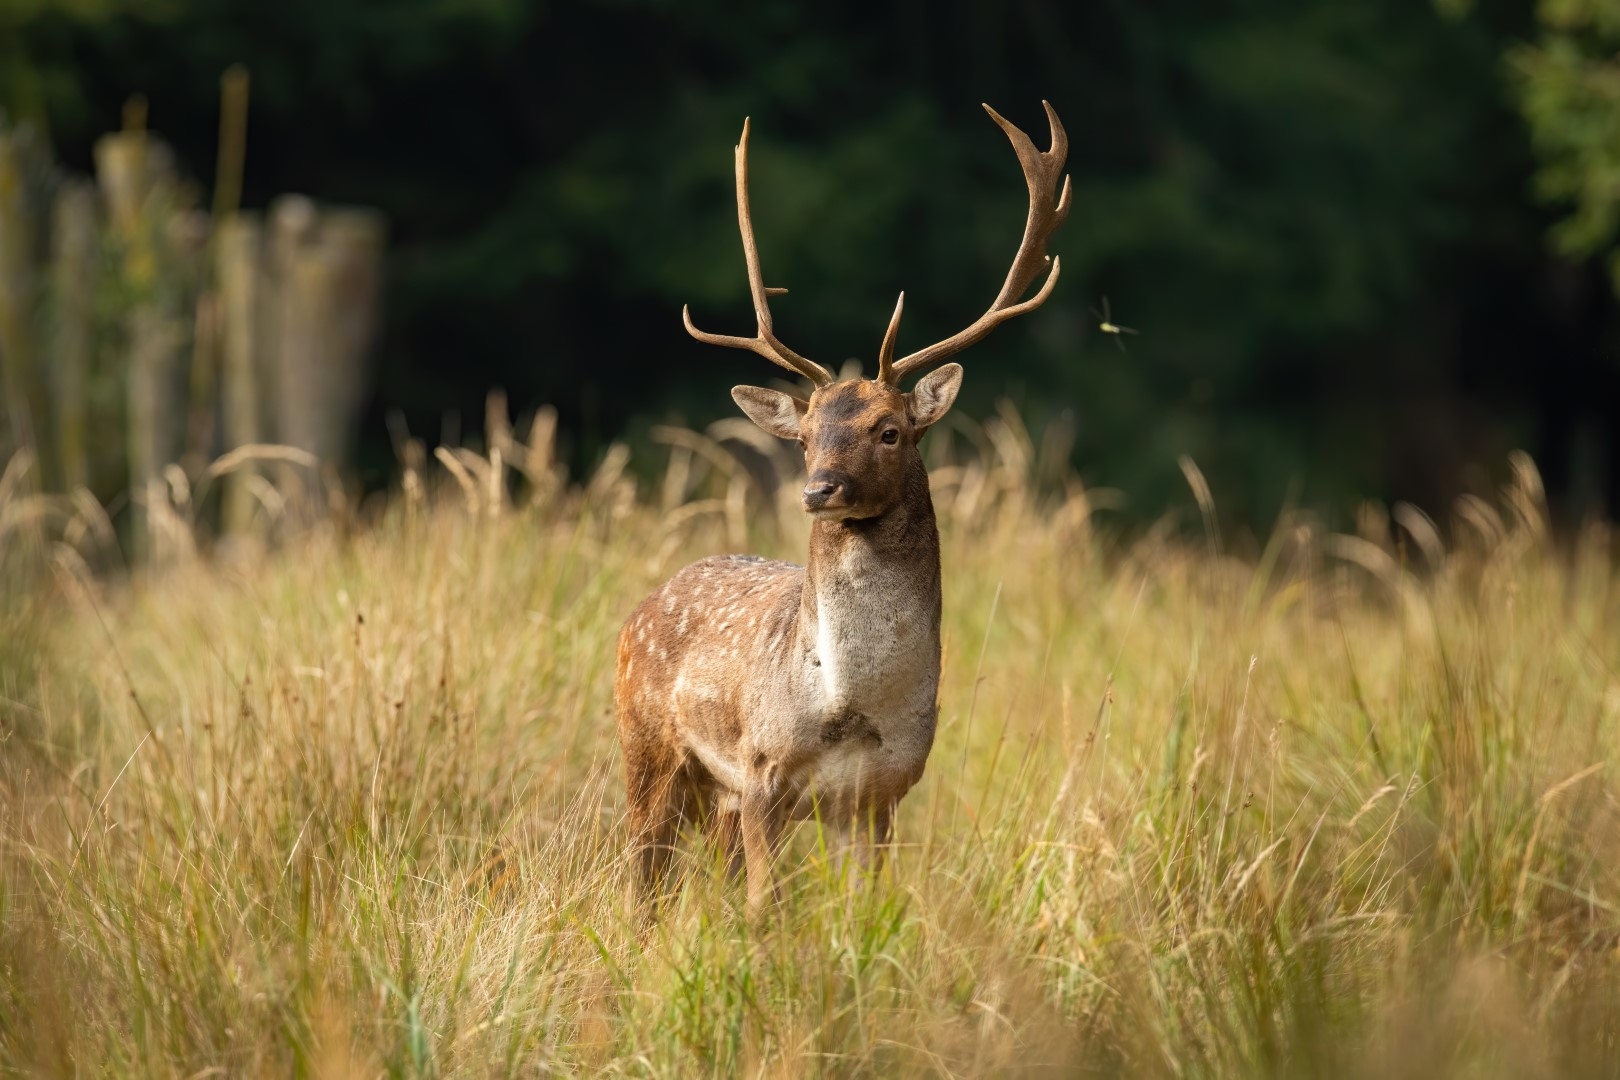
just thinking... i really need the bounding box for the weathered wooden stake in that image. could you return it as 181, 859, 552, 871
96, 103, 187, 560
50, 181, 97, 490
0, 123, 43, 463
187, 65, 252, 480
263, 195, 384, 498
217, 215, 262, 533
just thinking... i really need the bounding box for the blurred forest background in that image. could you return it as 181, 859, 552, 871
4, 0, 1620, 534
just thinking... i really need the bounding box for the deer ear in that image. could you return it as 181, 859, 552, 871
908, 363, 964, 430
732, 385, 808, 440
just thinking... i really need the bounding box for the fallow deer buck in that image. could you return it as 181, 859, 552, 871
616, 101, 1070, 914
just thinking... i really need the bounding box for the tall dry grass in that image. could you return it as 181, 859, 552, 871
2, 405, 1619, 1077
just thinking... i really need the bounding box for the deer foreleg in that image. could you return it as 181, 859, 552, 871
741, 773, 785, 917
711, 805, 745, 880
836, 800, 895, 876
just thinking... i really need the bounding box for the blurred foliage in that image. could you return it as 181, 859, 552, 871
3, 0, 1617, 527
1511, 0, 1620, 286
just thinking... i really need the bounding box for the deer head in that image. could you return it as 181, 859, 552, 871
684, 103, 1071, 519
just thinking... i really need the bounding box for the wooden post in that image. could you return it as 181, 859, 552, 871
170, 210, 212, 483
0, 123, 43, 464
50, 181, 97, 491
96, 117, 187, 560
320, 208, 385, 446
217, 214, 261, 533
263, 195, 385, 495
188, 65, 251, 479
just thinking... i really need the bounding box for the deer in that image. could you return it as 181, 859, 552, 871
615, 101, 1070, 915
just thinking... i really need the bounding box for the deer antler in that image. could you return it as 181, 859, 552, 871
683, 118, 835, 388
879, 101, 1071, 385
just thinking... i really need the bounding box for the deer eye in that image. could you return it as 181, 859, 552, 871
881, 428, 900, 445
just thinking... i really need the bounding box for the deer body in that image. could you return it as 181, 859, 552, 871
620, 534, 942, 817
618, 388, 947, 909
617, 102, 1070, 913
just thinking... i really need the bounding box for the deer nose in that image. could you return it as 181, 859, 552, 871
802, 477, 844, 511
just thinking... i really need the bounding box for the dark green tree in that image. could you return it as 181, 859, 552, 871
1511, 0, 1620, 288
5, 0, 1609, 527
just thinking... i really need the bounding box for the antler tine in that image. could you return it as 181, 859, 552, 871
988, 101, 1071, 308
884, 101, 1071, 384
683, 118, 834, 387
876, 292, 905, 384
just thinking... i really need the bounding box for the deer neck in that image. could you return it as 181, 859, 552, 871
800, 457, 942, 714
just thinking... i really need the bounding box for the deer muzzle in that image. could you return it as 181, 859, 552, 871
802, 473, 850, 513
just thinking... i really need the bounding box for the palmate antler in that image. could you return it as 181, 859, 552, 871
684, 102, 1070, 388
878, 102, 1071, 385
682, 119, 836, 388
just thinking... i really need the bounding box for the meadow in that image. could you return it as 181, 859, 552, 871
2, 405, 1619, 1077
